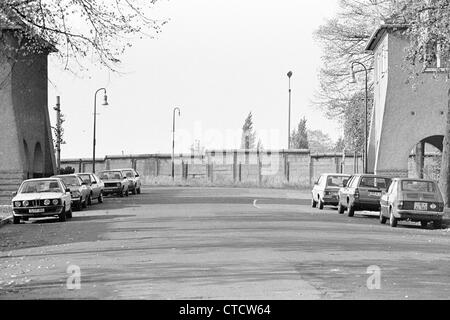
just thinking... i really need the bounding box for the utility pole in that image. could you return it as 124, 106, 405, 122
54, 96, 62, 174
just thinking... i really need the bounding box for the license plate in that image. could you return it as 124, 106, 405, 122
29, 208, 45, 214
369, 192, 382, 197
414, 202, 428, 211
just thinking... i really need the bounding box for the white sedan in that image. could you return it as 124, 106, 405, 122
11, 178, 72, 224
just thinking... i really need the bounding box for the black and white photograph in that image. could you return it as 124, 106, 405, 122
0, 0, 450, 306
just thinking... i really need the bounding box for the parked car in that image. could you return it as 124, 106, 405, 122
119, 168, 142, 195
98, 170, 129, 197
380, 178, 444, 229
311, 173, 350, 209
338, 174, 392, 217
11, 178, 72, 224
53, 174, 90, 211
76, 173, 105, 204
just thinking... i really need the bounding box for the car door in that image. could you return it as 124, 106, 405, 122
347, 176, 360, 206
60, 180, 71, 211
313, 175, 323, 200
339, 175, 354, 205
134, 170, 141, 188
380, 180, 395, 216
90, 174, 100, 198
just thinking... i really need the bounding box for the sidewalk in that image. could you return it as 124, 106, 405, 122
0, 205, 12, 227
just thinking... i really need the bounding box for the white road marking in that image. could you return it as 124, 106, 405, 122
253, 199, 261, 209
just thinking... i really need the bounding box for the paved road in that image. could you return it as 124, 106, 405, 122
0, 187, 449, 300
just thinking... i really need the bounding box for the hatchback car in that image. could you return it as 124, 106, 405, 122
338, 174, 392, 217
311, 173, 350, 209
53, 174, 90, 211
380, 178, 444, 229
98, 170, 129, 197
76, 173, 105, 204
119, 168, 142, 195
11, 178, 72, 224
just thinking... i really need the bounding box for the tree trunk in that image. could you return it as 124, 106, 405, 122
438, 88, 450, 207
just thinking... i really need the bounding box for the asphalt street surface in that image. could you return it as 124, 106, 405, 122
0, 187, 449, 299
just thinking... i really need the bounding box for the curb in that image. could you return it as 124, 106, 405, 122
0, 215, 12, 228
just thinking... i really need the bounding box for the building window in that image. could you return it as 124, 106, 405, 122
424, 43, 448, 72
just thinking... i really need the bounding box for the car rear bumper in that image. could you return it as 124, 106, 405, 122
397, 210, 443, 221
13, 206, 64, 217
353, 200, 380, 211
323, 195, 339, 205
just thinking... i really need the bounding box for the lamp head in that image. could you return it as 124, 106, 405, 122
102, 94, 109, 106
287, 71, 293, 78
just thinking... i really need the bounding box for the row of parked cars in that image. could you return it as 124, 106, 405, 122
10, 168, 142, 224
311, 173, 445, 229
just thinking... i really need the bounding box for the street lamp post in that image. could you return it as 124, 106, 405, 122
287, 71, 293, 149
54, 96, 62, 174
172, 107, 181, 179
92, 88, 109, 174
350, 62, 368, 174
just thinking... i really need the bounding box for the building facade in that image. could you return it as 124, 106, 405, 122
0, 25, 56, 203
366, 24, 448, 177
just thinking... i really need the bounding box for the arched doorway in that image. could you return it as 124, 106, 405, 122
33, 142, 44, 178
409, 135, 443, 181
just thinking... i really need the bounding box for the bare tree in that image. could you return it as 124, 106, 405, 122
0, 0, 166, 72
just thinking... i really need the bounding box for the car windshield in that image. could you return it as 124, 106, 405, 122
360, 177, 391, 189
123, 171, 134, 178
401, 181, 436, 192
56, 176, 81, 186
326, 176, 348, 187
19, 180, 63, 194
99, 171, 122, 180
78, 174, 91, 183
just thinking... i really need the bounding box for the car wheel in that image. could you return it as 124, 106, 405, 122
137, 187, 141, 195
22, 217, 29, 222
379, 209, 387, 224
77, 198, 83, 211
125, 188, 129, 197
311, 198, 317, 208
420, 221, 428, 229
132, 185, 137, 195
434, 220, 443, 229
87, 194, 92, 206
98, 192, 104, 203
338, 202, 345, 214
82, 196, 88, 208
389, 208, 398, 228
347, 204, 355, 217
13, 216, 21, 224
318, 199, 324, 210
59, 208, 67, 222
67, 205, 73, 219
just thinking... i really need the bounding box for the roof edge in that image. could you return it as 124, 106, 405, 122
365, 24, 408, 52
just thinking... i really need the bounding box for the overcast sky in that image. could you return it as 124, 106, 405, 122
48, 0, 342, 159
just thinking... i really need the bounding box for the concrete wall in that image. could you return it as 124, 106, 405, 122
61, 150, 364, 187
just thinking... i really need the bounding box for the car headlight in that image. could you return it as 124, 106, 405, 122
117, 183, 121, 187
72, 191, 81, 197
52, 199, 59, 205
44, 199, 51, 206
23, 200, 29, 207
14, 201, 22, 207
